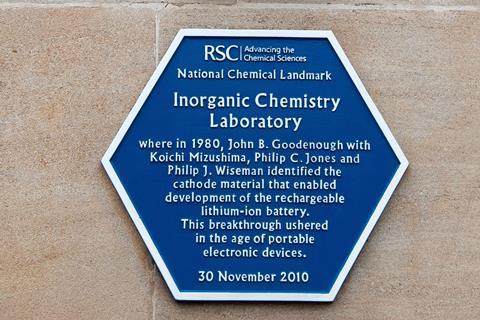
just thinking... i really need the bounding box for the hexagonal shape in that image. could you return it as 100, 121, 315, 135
102, 29, 408, 302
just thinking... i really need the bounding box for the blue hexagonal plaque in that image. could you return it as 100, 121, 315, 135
102, 29, 408, 302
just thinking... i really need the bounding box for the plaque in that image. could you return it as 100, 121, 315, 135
102, 29, 408, 301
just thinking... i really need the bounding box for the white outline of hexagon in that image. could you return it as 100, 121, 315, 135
102, 29, 408, 302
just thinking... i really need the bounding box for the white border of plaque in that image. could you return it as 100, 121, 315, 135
102, 29, 409, 302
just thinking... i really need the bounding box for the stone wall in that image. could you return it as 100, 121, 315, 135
0, 1, 478, 319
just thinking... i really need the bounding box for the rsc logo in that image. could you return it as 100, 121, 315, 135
204, 45, 240, 61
